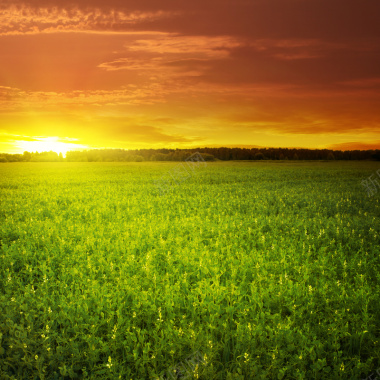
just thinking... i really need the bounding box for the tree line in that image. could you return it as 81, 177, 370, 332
1, 147, 379, 162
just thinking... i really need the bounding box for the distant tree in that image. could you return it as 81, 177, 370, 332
0, 156, 8, 163
23, 151, 32, 161
327, 152, 335, 160
59, 147, 380, 162
371, 151, 380, 161
133, 155, 144, 162
200, 153, 215, 161
59, 152, 64, 161
152, 153, 168, 161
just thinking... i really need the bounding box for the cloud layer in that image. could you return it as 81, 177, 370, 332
1, 0, 380, 151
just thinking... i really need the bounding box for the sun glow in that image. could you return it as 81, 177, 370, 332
15, 137, 88, 157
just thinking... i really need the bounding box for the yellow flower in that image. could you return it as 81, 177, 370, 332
106, 356, 113, 368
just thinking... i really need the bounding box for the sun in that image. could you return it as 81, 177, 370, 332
15, 136, 88, 157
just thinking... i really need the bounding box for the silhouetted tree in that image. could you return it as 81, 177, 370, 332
327, 152, 335, 160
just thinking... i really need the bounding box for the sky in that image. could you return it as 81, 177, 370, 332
1, 0, 380, 155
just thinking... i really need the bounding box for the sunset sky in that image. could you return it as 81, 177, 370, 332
1, 0, 380, 155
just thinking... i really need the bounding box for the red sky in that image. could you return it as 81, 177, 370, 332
1, 0, 380, 154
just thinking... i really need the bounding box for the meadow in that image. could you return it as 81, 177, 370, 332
0, 161, 379, 379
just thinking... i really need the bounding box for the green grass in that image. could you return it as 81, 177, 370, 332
0, 161, 379, 379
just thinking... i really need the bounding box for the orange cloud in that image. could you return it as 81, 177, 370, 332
0, 6, 178, 35
339, 77, 380, 88
327, 141, 380, 151
128, 35, 241, 57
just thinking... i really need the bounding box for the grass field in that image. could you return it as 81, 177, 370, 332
1, 161, 379, 379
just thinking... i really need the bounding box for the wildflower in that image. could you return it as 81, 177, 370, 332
194, 364, 199, 379
48, 307, 52, 313
157, 308, 163, 322
35, 355, 38, 360
106, 356, 113, 368
11, 297, 15, 302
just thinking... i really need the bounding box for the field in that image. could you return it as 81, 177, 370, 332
0, 161, 379, 379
